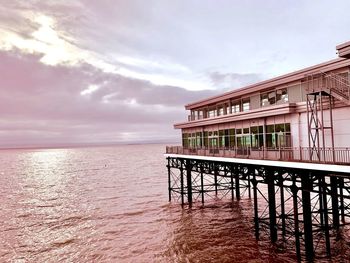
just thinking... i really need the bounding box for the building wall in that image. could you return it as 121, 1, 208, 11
287, 83, 302, 103
291, 106, 350, 148
250, 93, 260, 110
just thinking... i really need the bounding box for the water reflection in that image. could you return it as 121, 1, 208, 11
1, 149, 95, 262
161, 201, 297, 263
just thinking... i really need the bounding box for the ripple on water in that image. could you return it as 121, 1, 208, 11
1, 145, 349, 262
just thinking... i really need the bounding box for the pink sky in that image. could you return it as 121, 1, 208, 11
0, 0, 349, 147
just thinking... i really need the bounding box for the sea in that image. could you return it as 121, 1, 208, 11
0, 144, 348, 262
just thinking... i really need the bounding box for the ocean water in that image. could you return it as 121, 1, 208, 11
0, 144, 345, 262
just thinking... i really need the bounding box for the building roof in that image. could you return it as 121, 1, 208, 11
337, 41, 350, 58
186, 45, 350, 110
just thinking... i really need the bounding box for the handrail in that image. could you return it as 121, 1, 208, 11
306, 71, 350, 102
165, 146, 350, 165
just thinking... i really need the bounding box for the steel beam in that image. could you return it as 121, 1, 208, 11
301, 172, 314, 261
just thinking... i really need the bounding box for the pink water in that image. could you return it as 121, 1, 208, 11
0, 144, 341, 262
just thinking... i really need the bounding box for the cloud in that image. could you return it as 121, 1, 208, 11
209, 71, 263, 90
0, 2, 212, 91
0, 50, 215, 146
0, 0, 350, 147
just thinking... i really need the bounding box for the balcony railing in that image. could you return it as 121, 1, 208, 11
165, 146, 350, 165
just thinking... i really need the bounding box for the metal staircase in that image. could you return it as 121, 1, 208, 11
305, 71, 350, 162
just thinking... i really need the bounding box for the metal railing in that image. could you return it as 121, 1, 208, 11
324, 72, 350, 101
165, 146, 350, 165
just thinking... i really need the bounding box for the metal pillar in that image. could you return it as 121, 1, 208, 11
278, 173, 286, 237
214, 165, 218, 195
186, 161, 192, 204
235, 166, 240, 200
167, 157, 171, 202
266, 169, 277, 242
301, 172, 314, 261
339, 177, 345, 223
321, 175, 331, 256
252, 170, 259, 239
230, 164, 234, 201
291, 176, 301, 262
248, 168, 251, 198
200, 164, 205, 204
330, 176, 339, 229
180, 162, 184, 205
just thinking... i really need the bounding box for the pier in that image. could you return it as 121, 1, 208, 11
165, 153, 350, 261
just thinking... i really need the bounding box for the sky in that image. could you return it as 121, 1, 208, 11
0, 0, 349, 147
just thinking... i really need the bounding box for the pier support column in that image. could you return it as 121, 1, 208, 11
230, 164, 234, 201
252, 170, 259, 239
291, 176, 301, 262
319, 176, 324, 227
214, 165, 218, 196
186, 161, 192, 204
339, 177, 345, 223
266, 169, 277, 243
200, 164, 205, 204
180, 161, 184, 205
330, 176, 339, 229
167, 157, 171, 202
301, 172, 314, 261
248, 168, 251, 199
321, 175, 331, 256
278, 173, 286, 237
235, 166, 240, 200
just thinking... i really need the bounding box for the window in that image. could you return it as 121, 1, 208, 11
218, 107, 224, 116
242, 98, 250, 112
261, 93, 269, 107
229, 129, 235, 147
196, 132, 202, 147
203, 131, 208, 147
261, 89, 288, 106
265, 123, 291, 148
198, 110, 203, 119
182, 133, 188, 148
208, 109, 216, 118
231, 100, 241, 113
276, 88, 288, 104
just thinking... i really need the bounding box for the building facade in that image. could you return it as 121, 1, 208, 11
167, 41, 350, 164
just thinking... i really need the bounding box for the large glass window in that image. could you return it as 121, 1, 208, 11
196, 132, 202, 147
265, 123, 291, 148
229, 129, 235, 147
203, 131, 208, 147
182, 133, 188, 148
197, 122, 291, 150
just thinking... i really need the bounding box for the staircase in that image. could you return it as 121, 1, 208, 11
306, 71, 350, 104
304, 71, 350, 162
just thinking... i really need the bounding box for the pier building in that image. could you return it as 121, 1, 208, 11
165, 41, 350, 261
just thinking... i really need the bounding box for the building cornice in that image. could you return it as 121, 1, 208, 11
174, 103, 296, 129
185, 58, 350, 110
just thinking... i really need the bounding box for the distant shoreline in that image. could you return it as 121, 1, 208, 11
0, 141, 180, 151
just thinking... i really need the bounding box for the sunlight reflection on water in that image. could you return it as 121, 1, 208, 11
1, 145, 346, 262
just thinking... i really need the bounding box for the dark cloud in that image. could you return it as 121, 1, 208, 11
0, 51, 215, 146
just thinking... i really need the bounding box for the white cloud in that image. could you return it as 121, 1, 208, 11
80, 84, 100, 96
